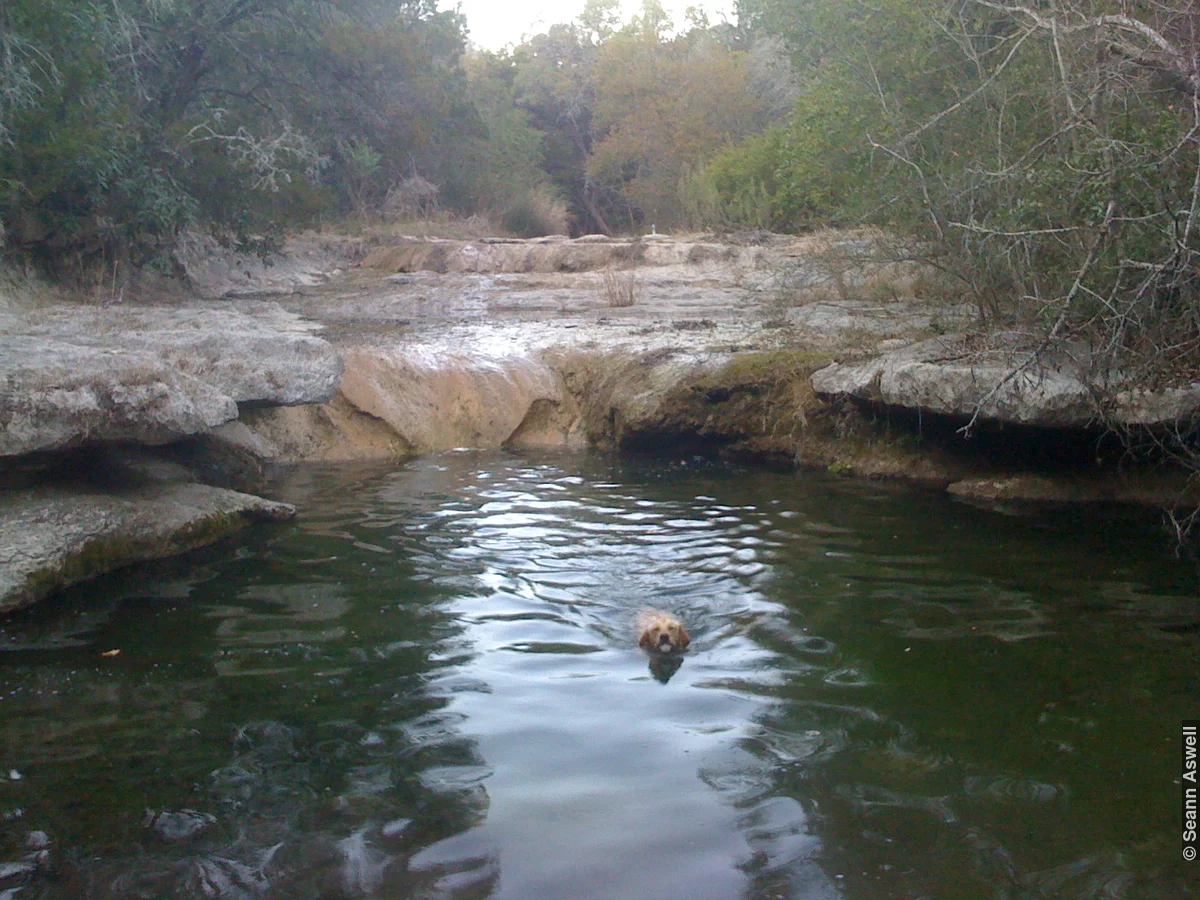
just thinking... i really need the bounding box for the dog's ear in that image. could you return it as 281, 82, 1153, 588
639, 630, 653, 649
677, 627, 690, 649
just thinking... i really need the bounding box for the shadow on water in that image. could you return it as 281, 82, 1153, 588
0, 451, 1196, 899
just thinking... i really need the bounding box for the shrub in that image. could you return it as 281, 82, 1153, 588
501, 189, 571, 237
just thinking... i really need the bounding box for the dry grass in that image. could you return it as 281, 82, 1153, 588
601, 270, 640, 307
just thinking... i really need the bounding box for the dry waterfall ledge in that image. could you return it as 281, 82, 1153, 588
3, 231, 1199, 613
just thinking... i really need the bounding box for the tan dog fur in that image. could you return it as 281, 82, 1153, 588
637, 609, 690, 654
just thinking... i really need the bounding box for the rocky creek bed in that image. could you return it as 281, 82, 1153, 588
2, 230, 1198, 613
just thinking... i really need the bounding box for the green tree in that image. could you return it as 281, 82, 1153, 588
511, 24, 615, 232
588, 30, 762, 228
0, 0, 472, 266
440, 50, 553, 215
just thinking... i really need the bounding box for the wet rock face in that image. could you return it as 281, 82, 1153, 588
0, 302, 343, 457
557, 348, 832, 465
242, 345, 586, 461
336, 345, 578, 454
0, 295, 330, 612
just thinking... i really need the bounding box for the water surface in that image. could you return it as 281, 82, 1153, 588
0, 452, 1196, 899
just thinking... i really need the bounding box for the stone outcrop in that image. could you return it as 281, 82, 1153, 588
1, 337, 238, 457
176, 231, 358, 299
1, 302, 343, 457
0, 452, 295, 615
558, 348, 806, 456
550, 346, 962, 478
785, 300, 975, 343
5, 229, 1198, 614
359, 234, 758, 276
811, 334, 1200, 429
337, 345, 575, 453
0, 288, 340, 612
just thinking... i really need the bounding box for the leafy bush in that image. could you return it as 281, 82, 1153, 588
501, 190, 571, 237
687, 129, 785, 230
0, 0, 471, 272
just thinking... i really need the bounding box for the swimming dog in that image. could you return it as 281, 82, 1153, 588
636, 609, 690, 655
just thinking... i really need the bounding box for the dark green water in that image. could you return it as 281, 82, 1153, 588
0, 452, 1196, 900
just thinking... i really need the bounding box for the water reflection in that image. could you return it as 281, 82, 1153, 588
0, 452, 1195, 899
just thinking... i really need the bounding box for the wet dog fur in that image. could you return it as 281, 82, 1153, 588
636, 609, 690, 655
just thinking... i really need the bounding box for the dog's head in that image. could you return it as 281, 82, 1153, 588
639, 616, 690, 654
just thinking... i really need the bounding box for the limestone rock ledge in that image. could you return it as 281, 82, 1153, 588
358, 234, 758, 275
811, 334, 1200, 429
1, 302, 343, 457
0, 480, 295, 615
0, 294, 336, 612
1, 337, 238, 456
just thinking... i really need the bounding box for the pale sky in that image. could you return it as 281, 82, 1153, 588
454, 1, 738, 52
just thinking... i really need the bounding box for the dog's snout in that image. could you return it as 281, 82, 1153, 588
658, 633, 672, 645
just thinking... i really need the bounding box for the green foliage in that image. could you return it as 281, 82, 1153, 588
696, 0, 966, 232
438, 52, 551, 215
0, 0, 472, 268
586, 30, 763, 229
770, 73, 886, 226
683, 129, 782, 229
500, 190, 571, 237
724, 0, 1200, 407
508, 24, 609, 232
337, 138, 384, 217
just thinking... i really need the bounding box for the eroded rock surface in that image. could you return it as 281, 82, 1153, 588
1, 302, 343, 457
0, 283, 338, 610
812, 333, 1200, 429
337, 344, 575, 453
244, 343, 584, 460
1, 338, 238, 456
811, 336, 1099, 427
242, 231, 938, 461
358, 233, 756, 276
4, 230, 1196, 613
785, 300, 974, 343
177, 231, 358, 299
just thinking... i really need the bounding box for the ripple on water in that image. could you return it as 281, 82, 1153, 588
962, 774, 1064, 804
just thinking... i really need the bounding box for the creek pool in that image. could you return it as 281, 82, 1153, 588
0, 452, 1196, 900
